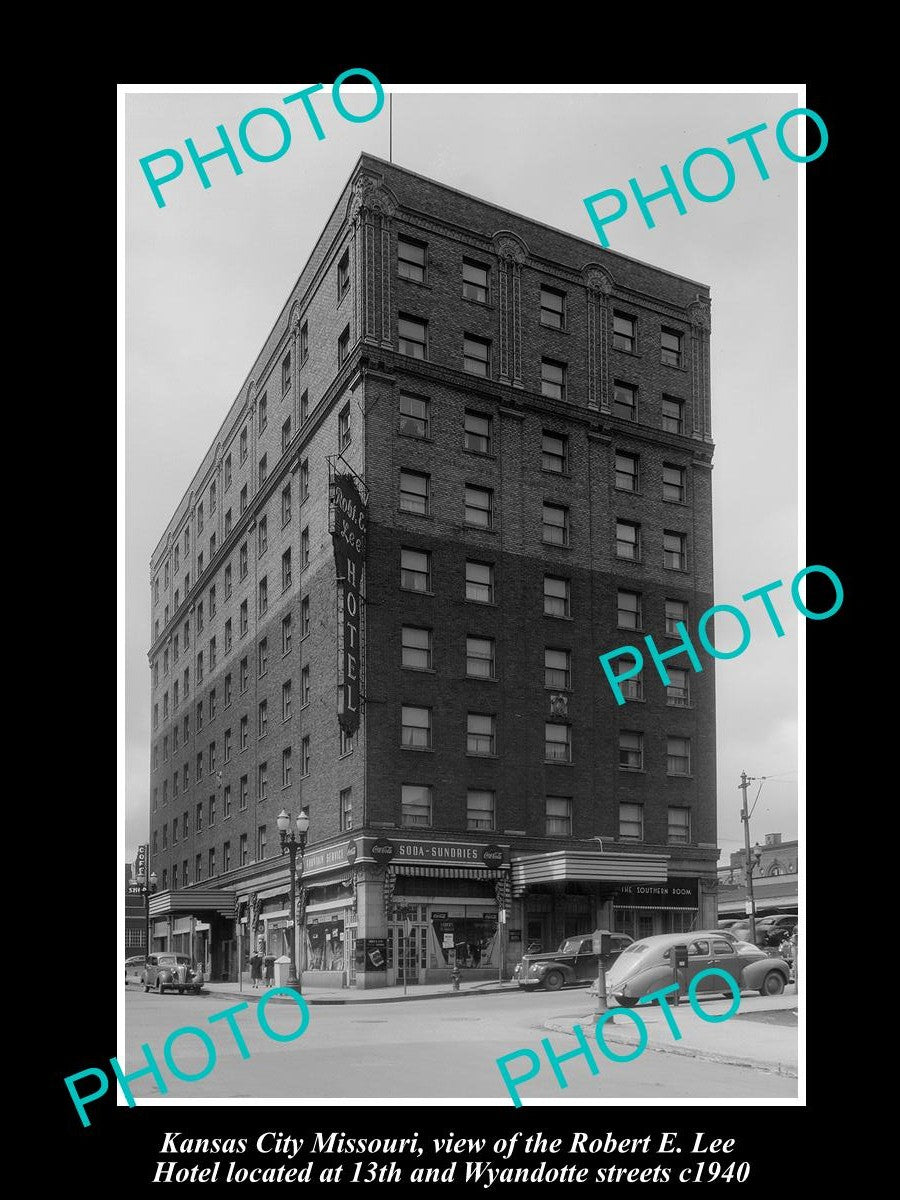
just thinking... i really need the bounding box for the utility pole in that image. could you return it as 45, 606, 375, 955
739, 772, 758, 945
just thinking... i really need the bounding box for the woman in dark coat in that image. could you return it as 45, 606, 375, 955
249, 950, 263, 989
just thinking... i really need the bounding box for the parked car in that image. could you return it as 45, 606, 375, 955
125, 955, 146, 985
142, 953, 205, 995
606, 932, 790, 1006
514, 930, 634, 991
727, 917, 795, 948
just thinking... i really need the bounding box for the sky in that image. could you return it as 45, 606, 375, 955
121, 86, 801, 869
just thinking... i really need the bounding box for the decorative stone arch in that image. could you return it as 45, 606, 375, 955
582, 263, 614, 410
492, 231, 529, 385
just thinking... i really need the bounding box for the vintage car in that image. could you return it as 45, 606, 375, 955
514, 930, 634, 991
125, 955, 146, 985
142, 953, 205, 995
606, 932, 790, 1006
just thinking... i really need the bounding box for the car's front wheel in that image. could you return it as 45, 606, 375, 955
158, 980, 165, 994
760, 971, 785, 996
543, 970, 564, 991
615, 995, 639, 1008
143, 978, 149, 993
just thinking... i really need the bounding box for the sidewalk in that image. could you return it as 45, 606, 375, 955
543, 991, 799, 1078
197, 978, 521, 1005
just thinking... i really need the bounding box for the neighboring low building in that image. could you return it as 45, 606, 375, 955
125, 863, 147, 955
717, 832, 797, 918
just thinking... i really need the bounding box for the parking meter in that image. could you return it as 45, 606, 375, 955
598, 933, 612, 959
593, 933, 612, 1022
672, 943, 688, 1004
673, 944, 688, 969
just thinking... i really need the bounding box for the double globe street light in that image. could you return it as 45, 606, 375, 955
276, 808, 310, 993
134, 870, 158, 957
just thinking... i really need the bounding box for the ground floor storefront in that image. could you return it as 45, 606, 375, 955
148, 835, 717, 988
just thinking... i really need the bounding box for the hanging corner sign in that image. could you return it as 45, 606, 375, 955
329, 469, 367, 737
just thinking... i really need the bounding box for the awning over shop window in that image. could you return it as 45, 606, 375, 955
392, 864, 505, 880
148, 889, 236, 918
511, 850, 667, 896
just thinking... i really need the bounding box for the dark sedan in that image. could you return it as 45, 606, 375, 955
142, 953, 204, 995
514, 931, 634, 991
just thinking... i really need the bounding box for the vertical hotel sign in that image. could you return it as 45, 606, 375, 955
329, 469, 367, 734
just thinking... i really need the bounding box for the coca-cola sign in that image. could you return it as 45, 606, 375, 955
371, 838, 395, 866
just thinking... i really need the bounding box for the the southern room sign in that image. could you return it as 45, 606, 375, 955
329, 468, 367, 735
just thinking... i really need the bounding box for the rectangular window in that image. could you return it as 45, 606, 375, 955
663, 464, 686, 503
301, 736, 310, 777
224, 727, 232, 762
401, 705, 432, 750
258, 761, 268, 801
541, 358, 566, 401
224, 671, 232, 703
616, 520, 641, 561
259, 393, 268, 433
338, 250, 350, 300
399, 391, 429, 438
240, 485, 248, 515
668, 807, 691, 844
398, 314, 427, 359
282, 613, 293, 655
466, 636, 495, 679
542, 431, 568, 473
661, 328, 683, 367
223, 785, 232, 820
258, 638, 268, 677
300, 389, 309, 423
464, 485, 493, 529
301, 526, 310, 570
340, 728, 354, 756
546, 796, 572, 837
542, 503, 569, 546
340, 787, 353, 831
544, 647, 571, 690
401, 548, 430, 592
619, 731, 643, 771
239, 833, 249, 866
197, 502, 204, 535
338, 401, 351, 447
282, 351, 291, 394
615, 452, 639, 492
462, 259, 489, 303
540, 286, 565, 330
209, 686, 217, 719
665, 599, 688, 635
613, 312, 636, 353
281, 484, 291, 526
281, 679, 293, 722
282, 416, 292, 452
466, 560, 494, 604
240, 657, 249, 693
282, 747, 292, 787
239, 600, 248, 637
467, 789, 495, 831
464, 411, 492, 455
209, 480, 217, 513
224, 562, 232, 599
259, 454, 268, 486
401, 784, 432, 827
613, 381, 637, 421
663, 531, 687, 570
300, 321, 308, 363
240, 427, 247, 464
616, 655, 643, 701
617, 589, 642, 630
401, 625, 432, 670
667, 736, 691, 776
543, 575, 570, 617
258, 576, 268, 616
240, 543, 248, 580
196, 650, 204, 683
240, 775, 248, 810
282, 549, 292, 591
544, 722, 571, 763
466, 712, 495, 756
300, 595, 310, 637
399, 470, 429, 515
258, 699, 268, 738
661, 395, 685, 434
196, 601, 204, 634
666, 666, 690, 707
224, 454, 232, 490
619, 803, 643, 841
398, 238, 426, 282
195, 853, 202, 883
300, 459, 309, 503
300, 665, 309, 706
463, 335, 490, 377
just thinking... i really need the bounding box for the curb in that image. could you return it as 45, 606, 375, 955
543, 1018, 798, 1080
184, 983, 520, 1006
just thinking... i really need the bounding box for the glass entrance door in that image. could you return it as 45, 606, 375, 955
388, 904, 428, 985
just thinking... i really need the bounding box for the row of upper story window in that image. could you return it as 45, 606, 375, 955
398, 315, 686, 414
396, 236, 687, 366
152, 399, 352, 613
151, 791, 692, 892
153, 603, 305, 728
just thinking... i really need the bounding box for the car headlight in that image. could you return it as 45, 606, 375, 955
530, 963, 548, 974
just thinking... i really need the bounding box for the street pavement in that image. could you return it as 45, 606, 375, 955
121, 983, 798, 1101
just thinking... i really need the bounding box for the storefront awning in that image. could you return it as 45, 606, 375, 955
148, 889, 236, 918
511, 850, 668, 895
392, 864, 504, 880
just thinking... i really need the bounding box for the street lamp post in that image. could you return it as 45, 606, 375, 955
739, 772, 765, 945
135, 870, 158, 957
277, 809, 309, 993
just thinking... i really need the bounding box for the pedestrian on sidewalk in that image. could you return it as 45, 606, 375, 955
263, 954, 275, 987
249, 949, 263, 989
